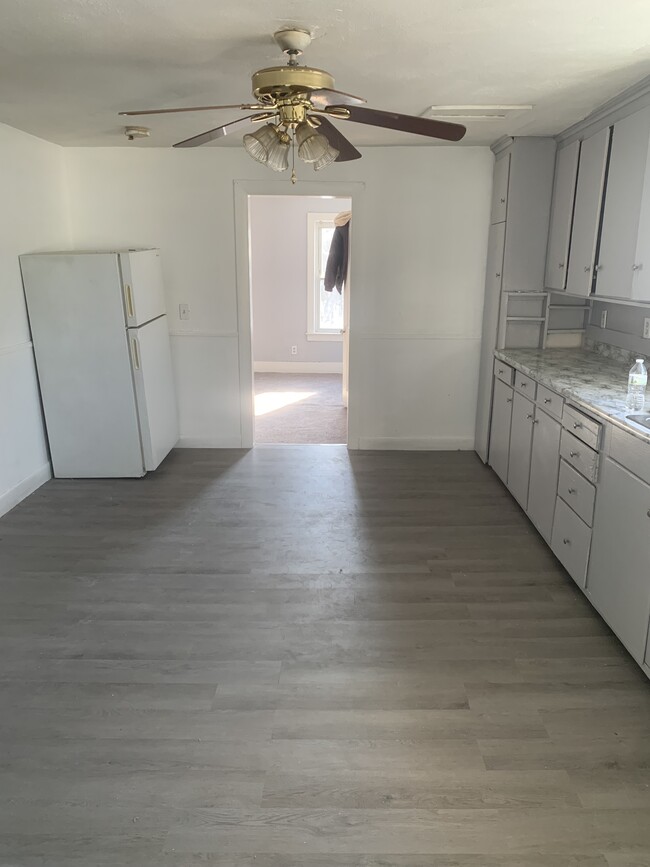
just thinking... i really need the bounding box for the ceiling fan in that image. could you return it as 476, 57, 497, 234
120, 28, 466, 180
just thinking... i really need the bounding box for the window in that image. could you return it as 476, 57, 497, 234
307, 213, 344, 340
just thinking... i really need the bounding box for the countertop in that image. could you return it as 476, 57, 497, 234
494, 347, 650, 445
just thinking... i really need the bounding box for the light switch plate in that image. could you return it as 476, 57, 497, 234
179, 303, 190, 321
643, 318, 650, 339
600, 310, 607, 329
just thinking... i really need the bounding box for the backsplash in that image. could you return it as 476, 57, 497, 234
584, 337, 645, 367
587, 299, 650, 359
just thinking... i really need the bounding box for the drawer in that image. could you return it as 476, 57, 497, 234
536, 384, 564, 421
514, 370, 537, 399
494, 358, 514, 386
562, 404, 602, 450
610, 424, 650, 486
560, 429, 599, 483
551, 497, 592, 588
557, 459, 596, 526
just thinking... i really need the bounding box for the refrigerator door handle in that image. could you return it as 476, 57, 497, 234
125, 283, 135, 319
131, 337, 141, 370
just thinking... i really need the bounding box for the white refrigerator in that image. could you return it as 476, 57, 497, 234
20, 249, 179, 478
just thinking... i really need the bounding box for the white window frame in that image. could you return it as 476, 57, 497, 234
306, 212, 344, 342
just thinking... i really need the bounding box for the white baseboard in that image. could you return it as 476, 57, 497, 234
176, 436, 245, 449
254, 361, 343, 374
357, 436, 475, 451
0, 462, 51, 518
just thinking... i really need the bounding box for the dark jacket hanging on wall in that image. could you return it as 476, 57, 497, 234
324, 222, 349, 294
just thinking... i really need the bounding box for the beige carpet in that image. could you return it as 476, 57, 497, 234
254, 372, 347, 444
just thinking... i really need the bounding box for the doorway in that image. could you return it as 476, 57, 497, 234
248, 194, 351, 445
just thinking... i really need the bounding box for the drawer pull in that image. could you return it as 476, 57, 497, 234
526, 413, 534, 419
544, 398, 552, 404
500, 197, 506, 203
498, 368, 504, 374
532, 419, 539, 425
520, 382, 527, 388
506, 397, 512, 403
584, 265, 591, 272
558, 262, 565, 268
563, 538, 571, 545
573, 422, 583, 429
570, 451, 579, 458
568, 487, 577, 494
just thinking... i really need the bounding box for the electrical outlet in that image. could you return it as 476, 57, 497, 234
600, 310, 607, 329
644, 318, 650, 339
179, 303, 190, 321
290, 345, 298, 356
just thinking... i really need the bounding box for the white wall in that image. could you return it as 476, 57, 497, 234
63, 146, 493, 449
0, 123, 69, 515
250, 195, 348, 367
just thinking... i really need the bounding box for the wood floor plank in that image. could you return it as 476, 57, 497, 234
0, 445, 647, 864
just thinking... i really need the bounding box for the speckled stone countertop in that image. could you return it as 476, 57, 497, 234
494, 347, 650, 445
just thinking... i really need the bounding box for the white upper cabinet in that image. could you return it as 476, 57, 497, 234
490, 153, 510, 224
545, 141, 580, 291
595, 106, 650, 302
565, 127, 611, 297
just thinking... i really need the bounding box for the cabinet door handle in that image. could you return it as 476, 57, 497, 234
563, 538, 571, 545
520, 382, 527, 388
532, 419, 539, 425
544, 398, 552, 404
506, 397, 513, 403
568, 488, 577, 495
526, 413, 534, 419
584, 265, 591, 273
558, 262, 565, 269
498, 368, 504, 374
496, 272, 502, 278
632, 264, 643, 271
570, 451, 579, 458
500, 197, 506, 203
573, 422, 583, 429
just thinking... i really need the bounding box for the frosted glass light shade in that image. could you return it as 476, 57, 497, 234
312, 141, 340, 171
265, 137, 290, 172
296, 122, 328, 163
243, 123, 281, 165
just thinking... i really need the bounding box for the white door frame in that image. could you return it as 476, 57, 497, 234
234, 179, 365, 448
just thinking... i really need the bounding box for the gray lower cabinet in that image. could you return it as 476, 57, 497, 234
527, 408, 562, 542
507, 392, 535, 507
488, 378, 513, 485
587, 457, 650, 664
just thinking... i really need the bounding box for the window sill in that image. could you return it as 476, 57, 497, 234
306, 332, 343, 342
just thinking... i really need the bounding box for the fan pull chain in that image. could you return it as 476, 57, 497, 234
291, 130, 297, 184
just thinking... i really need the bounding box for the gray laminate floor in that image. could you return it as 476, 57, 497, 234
1, 446, 649, 866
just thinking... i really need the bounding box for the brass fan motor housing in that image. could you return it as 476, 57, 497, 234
251, 66, 335, 101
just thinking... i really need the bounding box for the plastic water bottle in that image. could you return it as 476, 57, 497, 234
626, 358, 647, 411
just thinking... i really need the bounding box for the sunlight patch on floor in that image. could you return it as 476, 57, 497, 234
254, 390, 316, 417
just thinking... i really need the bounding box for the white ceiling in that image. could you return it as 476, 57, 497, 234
2, 0, 650, 148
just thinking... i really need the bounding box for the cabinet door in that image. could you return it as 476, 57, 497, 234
490, 153, 510, 224
545, 141, 580, 290
474, 222, 506, 463
596, 107, 650, 300
587, 458, 650, 664
565, 127, 610, 297
507, 392, 535, 508
527, 408, 562, 542
488, 378, 514, 485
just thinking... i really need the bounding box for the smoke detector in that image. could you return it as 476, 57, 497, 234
124, 126, 150, 141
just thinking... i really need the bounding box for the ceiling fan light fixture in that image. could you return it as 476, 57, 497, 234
242, 122, 279, 164
265, 134, 291, 172
312, 141, 339, 171
295, 121, 329, 163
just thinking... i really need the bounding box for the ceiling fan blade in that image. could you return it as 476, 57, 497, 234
341, 105, 466, 142
119, 104, 260, 117
309, 88, 367, 110
315, 117, 362, 162
173, 114, 272, 148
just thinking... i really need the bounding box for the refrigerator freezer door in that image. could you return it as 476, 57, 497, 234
20, 253, 145, 478
120, 249, 167, 327
128, 315, 179, 471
